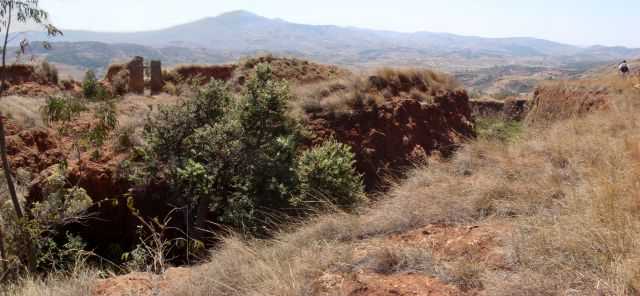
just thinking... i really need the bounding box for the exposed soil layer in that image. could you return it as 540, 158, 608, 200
5, 122, 64, 173
93, 267, 192, 296
3, 64, 37, 84
307, 90, 474, 190
317, 273, 467, 296
166, 64, 238, 85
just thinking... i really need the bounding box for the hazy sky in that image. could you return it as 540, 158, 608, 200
37, 0, 640, 47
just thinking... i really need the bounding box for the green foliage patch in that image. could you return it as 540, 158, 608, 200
475, 117, 524, 143
140, 64, 365, 236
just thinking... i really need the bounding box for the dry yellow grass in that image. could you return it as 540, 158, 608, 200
292, 67, 460, 117
5, 75, 640, 295
0, 95, 46, 128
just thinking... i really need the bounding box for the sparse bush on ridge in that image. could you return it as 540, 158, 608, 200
81, 70, 98, 99
34, 60, 58, 85
81, 69, 112, 100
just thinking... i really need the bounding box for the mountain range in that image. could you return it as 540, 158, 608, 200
13, 10, 640, 75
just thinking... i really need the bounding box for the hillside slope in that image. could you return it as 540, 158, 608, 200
5, 62, 640, 296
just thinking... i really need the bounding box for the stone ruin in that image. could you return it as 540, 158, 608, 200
150, 60, 163, 95
119, 56, 164, 95
127, 56, 145, 94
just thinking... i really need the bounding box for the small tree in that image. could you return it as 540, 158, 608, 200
82, 70, 98, 99
143, 65, 301, 238
0, 0, 62, 220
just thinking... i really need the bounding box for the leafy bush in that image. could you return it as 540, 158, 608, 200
142, 64, 355, 236
0, 165, 92, 273
145, 80, 232, 160
87, 101, 118, 159
115, 125, 140, 152
82, 70, 98, 99
40, 95, 87, 126
294, 139, 365, 210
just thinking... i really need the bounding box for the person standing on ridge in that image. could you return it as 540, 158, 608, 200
619, 60, 630, 77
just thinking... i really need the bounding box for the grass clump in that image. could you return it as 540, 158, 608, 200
474, 117, 523, 142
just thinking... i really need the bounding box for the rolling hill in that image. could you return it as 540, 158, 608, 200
16, 10, 640, 69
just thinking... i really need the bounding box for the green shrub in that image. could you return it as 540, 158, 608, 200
87, 101, 118, 159
141, 64, 366, 239
40, 95, 87, 126
145, 80, 232, 160
0, 164, 92, 273
82, 70, 98, 99
142, 65, 302, 234
294, 139, 365, 210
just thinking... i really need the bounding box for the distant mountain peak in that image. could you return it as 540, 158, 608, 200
14, 9, 640, 65
215, 10, 262, 20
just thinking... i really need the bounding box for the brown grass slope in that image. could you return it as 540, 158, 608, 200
5, 75, 640, 295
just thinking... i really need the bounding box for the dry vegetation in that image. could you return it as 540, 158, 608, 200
4, 70, 640, 295
293, 67, 461, 117
0, 95, 46, 128
528, 72, 640, 123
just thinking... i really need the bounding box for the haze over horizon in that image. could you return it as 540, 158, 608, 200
38, 0, 640, 48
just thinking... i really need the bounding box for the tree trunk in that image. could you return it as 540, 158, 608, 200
0, 3, 22, 219
0, 118, 21, 219
193, 196, 211, 243
0, 221, 7, 274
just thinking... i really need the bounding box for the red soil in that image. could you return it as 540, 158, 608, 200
93, 267, 192, 296
168, 64, 237, 85
307, 90, 474, 190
